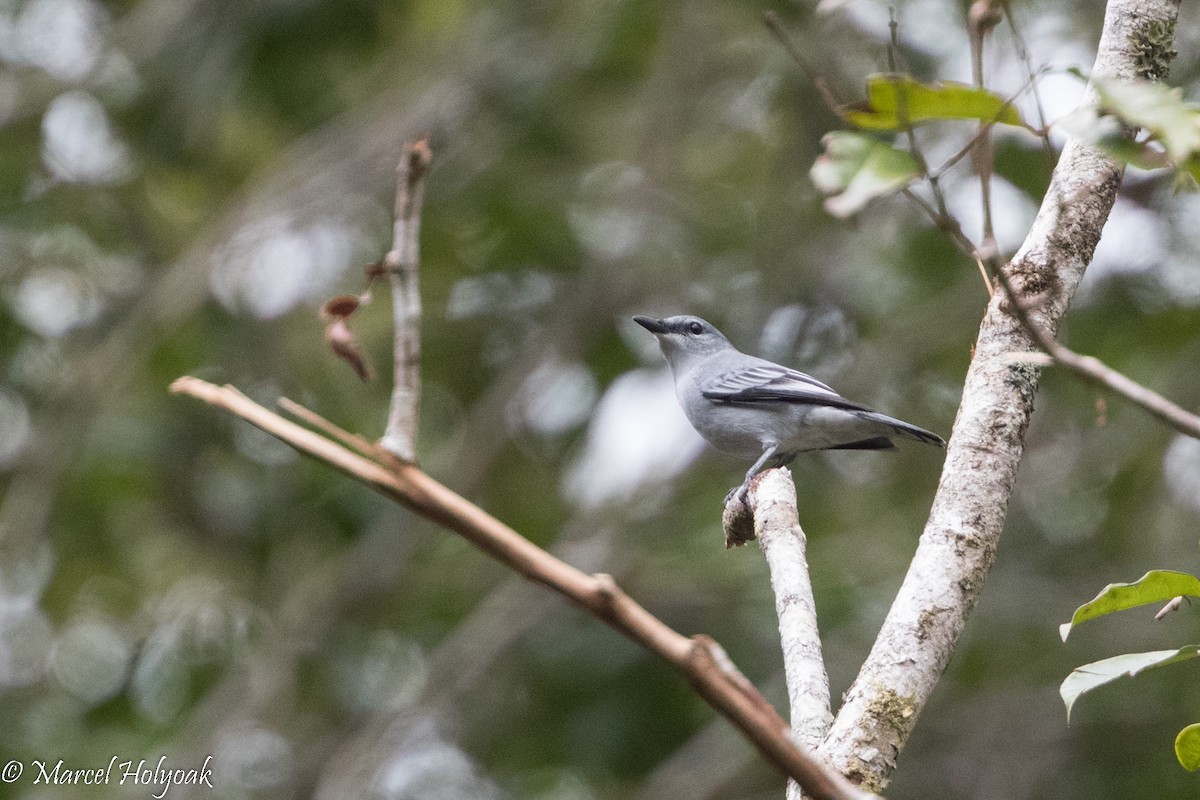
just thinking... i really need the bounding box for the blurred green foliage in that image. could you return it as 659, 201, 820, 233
1, 0, 1199, 798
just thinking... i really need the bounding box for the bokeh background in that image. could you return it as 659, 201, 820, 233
2, 0, 1199, 797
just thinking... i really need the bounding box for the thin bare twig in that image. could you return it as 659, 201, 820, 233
927, 68, 1042, 181
968, 0, 1002, 261
900, 189, 978, 259
932, 122, 999, 182
890, 3, 1044, 287
887, 10, 950, 222
380, 136, 432, 462
901, 188, 995, 294
901, 60, 1043, 290
763, 11, 843, 116
995, 267, 1200, 440
170, 376, 880, 800
1000, 0, 1056, 161
279, 396, 394, 465
888, 6, 1001, 296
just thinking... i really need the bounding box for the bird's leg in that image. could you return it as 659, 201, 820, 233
724, 443, 779, 506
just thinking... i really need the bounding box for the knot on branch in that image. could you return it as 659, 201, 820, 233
405, 135, 432, 176
967, 0, 1002, 36
590, 572, 621, 618
722, 497, 756, 548
998, 262, 1060, 318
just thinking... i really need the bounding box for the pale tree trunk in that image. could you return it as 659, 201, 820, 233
773, 0, 1181, 793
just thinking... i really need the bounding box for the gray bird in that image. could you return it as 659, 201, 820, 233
633, 314, 945, 503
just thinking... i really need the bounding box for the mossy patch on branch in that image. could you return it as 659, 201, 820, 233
1130, 18, 1177, 82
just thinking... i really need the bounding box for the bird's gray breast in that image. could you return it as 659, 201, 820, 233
678, 382, 805, 458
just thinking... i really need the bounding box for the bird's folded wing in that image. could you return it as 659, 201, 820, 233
700, 364, 870, 410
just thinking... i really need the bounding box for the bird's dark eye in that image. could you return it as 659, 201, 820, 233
688, 321, 704, 335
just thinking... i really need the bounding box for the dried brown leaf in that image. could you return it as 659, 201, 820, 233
325, 317, 373, 382
321, 295, 362, 320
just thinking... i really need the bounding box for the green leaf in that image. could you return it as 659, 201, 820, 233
1181, 155, 1200, 188
1056, 108, 1172, 170
1094, 79, 1200, 163
1061, 646, 1200, 722
843, 74, 1027, 130
1060, 570, 1200, 641
1065, 78, 1200, 188
1176, 723, 1200, 771
809, 132, 919, 218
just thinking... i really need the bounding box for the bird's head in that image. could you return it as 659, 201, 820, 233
633, 314, 734, 371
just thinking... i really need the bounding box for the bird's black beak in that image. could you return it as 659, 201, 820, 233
633, 315, 668, 334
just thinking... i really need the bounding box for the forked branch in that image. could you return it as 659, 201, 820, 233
170, 376, 878, 800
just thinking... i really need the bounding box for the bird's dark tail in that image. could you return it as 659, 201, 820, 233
857, 411, 946, 448
829, 436, 897, 451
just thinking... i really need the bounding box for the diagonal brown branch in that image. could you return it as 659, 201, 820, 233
380, 136, 432, 462
170, 376, 879, 800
